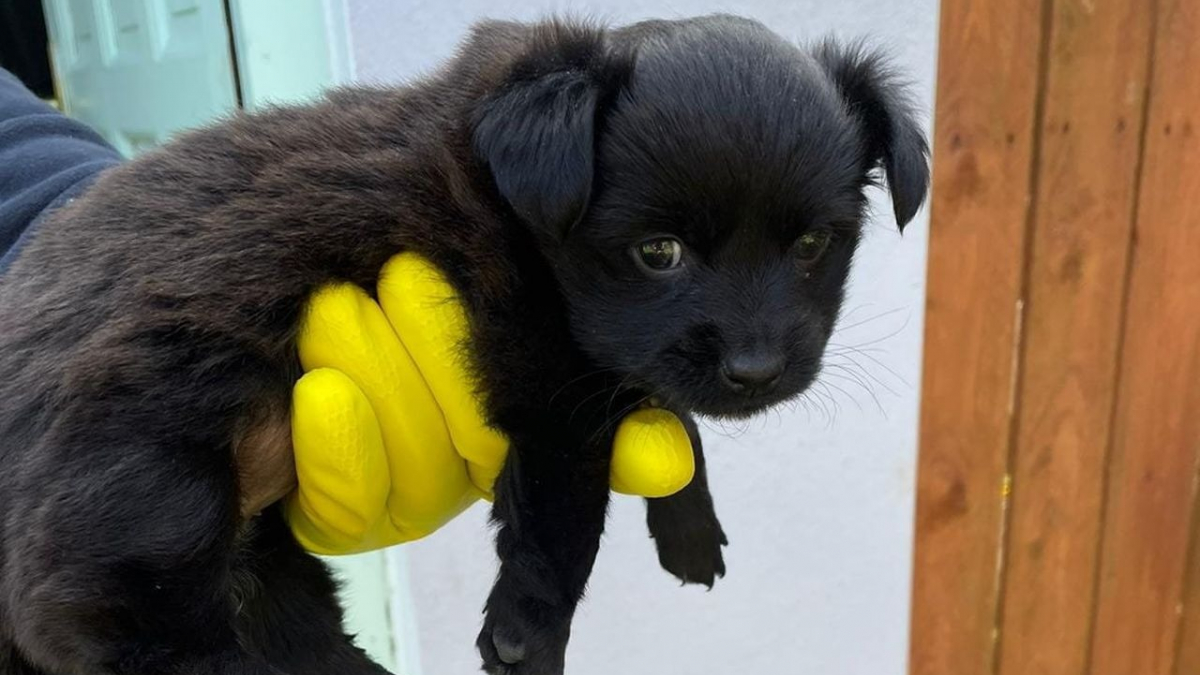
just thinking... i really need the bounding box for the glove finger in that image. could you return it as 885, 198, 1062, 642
610, 408, 695, 498
377, 253, 508, 494
299, 283, 477, 539
287, 369, 402, 554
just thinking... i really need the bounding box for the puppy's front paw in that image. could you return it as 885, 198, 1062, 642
647, 498, 728, 589
477, 574, 571, 675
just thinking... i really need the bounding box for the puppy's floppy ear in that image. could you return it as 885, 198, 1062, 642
473, 22, 627, 240
815, 40, 930, 231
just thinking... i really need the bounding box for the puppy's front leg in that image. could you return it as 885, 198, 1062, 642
476, 426, 612, 675
646, 412, 728, 588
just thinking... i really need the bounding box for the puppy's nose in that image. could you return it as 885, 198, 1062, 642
721, 351, 785, 392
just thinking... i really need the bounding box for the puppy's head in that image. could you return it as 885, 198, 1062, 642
472, 16, 929, 418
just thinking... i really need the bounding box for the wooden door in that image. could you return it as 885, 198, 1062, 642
910, 1, 1200, 674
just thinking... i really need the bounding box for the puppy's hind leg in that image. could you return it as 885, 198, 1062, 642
234, 507, 391, 675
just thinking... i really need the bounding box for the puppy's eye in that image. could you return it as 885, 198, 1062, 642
634, 237, 684, 272
794, 230, 833, 264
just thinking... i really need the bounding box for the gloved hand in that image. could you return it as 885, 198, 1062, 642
284, 253, 696, 555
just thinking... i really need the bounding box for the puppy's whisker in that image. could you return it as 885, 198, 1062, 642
826, 346, 891, 361
822, 368, 886, 413
827, 343, 899, 376
798, 389, 819, 424
829, 313, 912, 351
547, 366, 625, 407
828, 356, 899, 397
822, 360, 874, 391
827, 345, 910, 390
815, 382, 840, 427
603, 371, 641, 418
567, 385, 623, 425
704, 415, 750, 440
808, 383, 837, 428
561, 360, 657, 425
817, 376, 866, 414
832, 306, 909, 334
824, 357, 892, 396
837, 302, 876, 323
586, 394, 651, 449
797, 393, 815, 426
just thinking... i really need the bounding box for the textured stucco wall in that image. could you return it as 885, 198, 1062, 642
344, 2, 939, 673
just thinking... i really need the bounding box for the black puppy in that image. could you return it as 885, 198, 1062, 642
0, 15, 927, 675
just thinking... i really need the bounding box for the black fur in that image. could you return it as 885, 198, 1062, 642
0, 15, 928, 675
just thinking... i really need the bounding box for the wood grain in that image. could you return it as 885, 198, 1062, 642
1089, 0, 1200, 673
996, 0, 1153, 673
1177, 501, 1200, 675
909, 0, 1048, 673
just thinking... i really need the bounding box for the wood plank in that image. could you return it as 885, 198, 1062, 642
909, 0, 1048, 673
1090, 0, 1200, 673
996, 0, 1153, 673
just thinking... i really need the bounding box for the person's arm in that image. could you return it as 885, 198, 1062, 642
0, 68, 121, 271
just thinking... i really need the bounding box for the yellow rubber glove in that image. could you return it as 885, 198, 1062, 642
285, 253, 696, 555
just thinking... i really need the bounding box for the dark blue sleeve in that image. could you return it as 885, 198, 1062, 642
0, 68, 123, 272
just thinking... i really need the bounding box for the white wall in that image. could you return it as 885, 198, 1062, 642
344, 2, 939, 673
